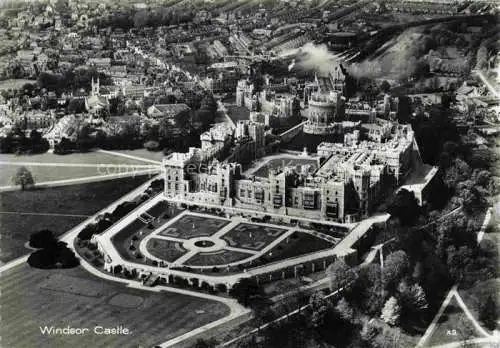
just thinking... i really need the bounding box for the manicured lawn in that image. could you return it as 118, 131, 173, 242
185, 250, 252, 266
0, 176, 150, 263
146, 239, 187, 263
111, 201, 179, 264
282, 131, 343, 152
110, 218, 151, 264
222, 223, 287, 250
0, 151, 159, 186
0, 164, 103, 186
103, 149, 165, 162
0, 151, 152, 165
158, 214, 230, 239
0, 263, 230, 348
251, 156, 319, 177
226, 105, 250, 123
262, 232, 334, 264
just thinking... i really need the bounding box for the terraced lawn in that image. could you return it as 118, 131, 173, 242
0, 264, 230, 348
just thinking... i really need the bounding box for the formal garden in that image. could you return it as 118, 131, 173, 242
158, 214, 230, 239
222, 223, 288, 250
146, 239, 188, 263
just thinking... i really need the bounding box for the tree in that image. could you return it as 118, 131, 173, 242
29, 229, 57, 249
479, 295, 497, 331
398, 281, 428, 322
381, 296, 401, 326
144, 140, 160, 151
380, 80, 391, 93
387, 189, 420, 226
190, 338, 218, 348
12, 166, 35, 190
382, 250, 410, 289
67, 98, 85, 114
446, 246, 473, 284
174, 109, 191, 130
326, 258, 358, 291
308, 292, 330, 328
335, 297, 354, 322
229, 278, 263, 307
27, 242, 79, 269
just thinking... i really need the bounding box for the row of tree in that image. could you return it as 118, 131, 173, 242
94, 7, 196, 30
0, 128, 49, 154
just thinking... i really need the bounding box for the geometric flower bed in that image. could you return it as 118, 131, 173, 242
183, 249, 252, 266
222, 223, 287, 250
146, 238, 187, 263
158, 215, 230, 239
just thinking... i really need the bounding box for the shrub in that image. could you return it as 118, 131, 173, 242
29, 229, 57, 249
216, 283, 227, 293
27, 242, 79, 269
78, 224, 97, 240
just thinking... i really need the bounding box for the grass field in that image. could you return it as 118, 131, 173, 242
0, 263, 230, 348
185, 250, 251, 266
222, 223, 287, 250
282, 131, 343, 152
263, 232, 334, 264
424, 296, 484, 347
0, 151, 152, 165
158, 214, 230, 239
0, 164, 103, 186
103, 149, 165, 162
0, 176, 150, 263
146, 239, 187, 263
251, 157, 319, 177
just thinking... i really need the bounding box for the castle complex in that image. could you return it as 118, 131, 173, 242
163, 66, 420, 224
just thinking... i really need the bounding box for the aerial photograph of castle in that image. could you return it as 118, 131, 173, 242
0, 0, 498, 347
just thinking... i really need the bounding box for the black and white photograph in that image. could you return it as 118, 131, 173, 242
0, 0, 498, 347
